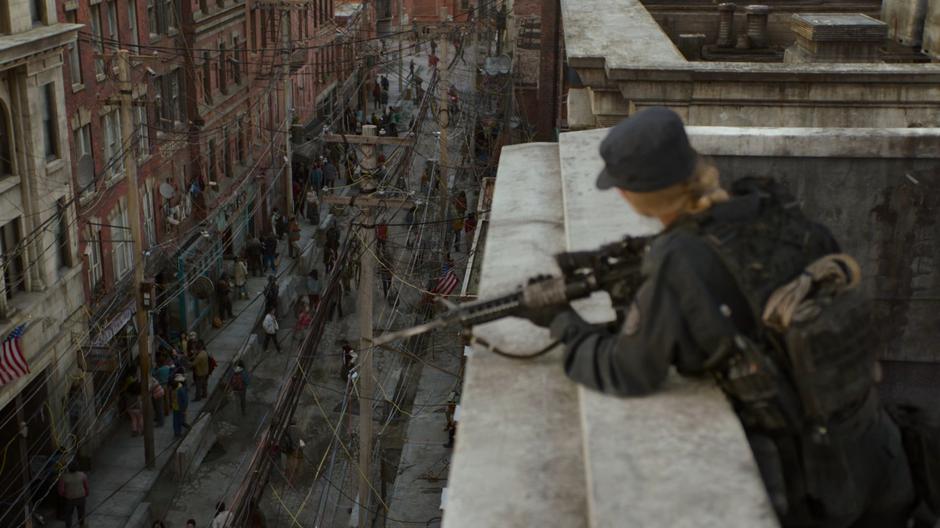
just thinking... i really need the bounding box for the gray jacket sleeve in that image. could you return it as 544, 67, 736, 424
551, 233, 741, 397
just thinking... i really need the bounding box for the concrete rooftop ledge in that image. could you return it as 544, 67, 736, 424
569, 126, 940, 159
561, 0, 686, 68
445, 143, 588, 527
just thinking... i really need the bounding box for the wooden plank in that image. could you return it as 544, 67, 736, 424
323, 134, 415, 146
321, 195, 414, 208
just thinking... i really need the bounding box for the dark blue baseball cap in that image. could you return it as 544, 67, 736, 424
596, 107, 698, 192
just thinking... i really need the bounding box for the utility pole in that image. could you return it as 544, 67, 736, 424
356, 203, 374, 528
117, 49, 155, 468
321, 126, 414, 528
398, 0, 404, 95
282, 10, 295, 215
437, 26, 451, 235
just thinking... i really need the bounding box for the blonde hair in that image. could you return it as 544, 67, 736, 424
623, 158, 729, 219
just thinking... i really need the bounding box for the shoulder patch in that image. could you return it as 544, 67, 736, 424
623, 300, 641, 336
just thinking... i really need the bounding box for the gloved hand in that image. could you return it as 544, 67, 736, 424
516, 274, 568, 327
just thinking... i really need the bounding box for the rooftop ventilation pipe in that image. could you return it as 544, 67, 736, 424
717, 3, 737, 48
746, 5, 771, 48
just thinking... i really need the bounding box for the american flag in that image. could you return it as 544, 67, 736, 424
431, 269, 460, 297
0, 324, 28, 386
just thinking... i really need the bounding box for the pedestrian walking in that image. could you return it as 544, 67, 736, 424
307, 269, 322, 309
171, 373, 190, 438
270, 207, 282, 239
414, 77, 424, 104
262, 233, 278, 273
186, 519, 197, 528
246, 236, 263, 276
150, 375, 165, 427
428, 53, 439, 69
375, 221, 388, 253
263, 308, 281, 352
281, 421, 305, 484
277, 212, 289, 242
153, 357, 173, 414
234, 257, 248, 299
212, 501, 235, 528
451, 216, 464, 252
443, 398, 457, 448
464, 212, 477, 253
295, 305, 313, 336
58, 463, 89, 528
378, 253, 393, 300
264, 275, 279, 315
193, 346, 210, 401
323, 158, 338, 188
323, 245, 337, 274
310, 162, 323, 191
288, 217, 301, 258
305, 187, 320, 225
216, 273, 233, 321
380, 74, 389, 93
229, 361, 250, 415
372, 80, 382, 109
340, 341, 356, 381
124, 381, 144, 436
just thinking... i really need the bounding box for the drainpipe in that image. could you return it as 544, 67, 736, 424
746, 5, 771, 48
717, 3, 737, 48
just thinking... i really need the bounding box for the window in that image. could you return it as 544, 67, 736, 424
66, 12, 83, 86
102, 110, 124, 178
54, 199, 72, 270
86, 224, 103, 290
0, 218, 25, 300
30, 0, 45, 25
167, 0, 179, 32
128, 0, 140, 49
207, 139, 216, 182
0, 104, 12, 176
249, 10, 257, 49
106, 1, 118, 44
142, 185, 156, 246
157, 70, 183, 124
41, 84, 59, 161
218, 44, 227, 94
73, 124, 92, 158
147, 0, 157, 35
202, 53, 212, 104
232, 36, 241, 84
90, 5, 105, 76
133, 100, 150, 159
260, 10, 268, 47
110, 201, 133, 280
235, 118, 245, 163
222, 127, 232, 177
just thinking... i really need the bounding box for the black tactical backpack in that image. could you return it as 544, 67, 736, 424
689, 177, 876, 436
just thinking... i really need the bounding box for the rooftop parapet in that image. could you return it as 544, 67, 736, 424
562, 0, 940, 128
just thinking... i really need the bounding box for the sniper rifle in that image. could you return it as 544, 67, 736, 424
372, 235, 651, 348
